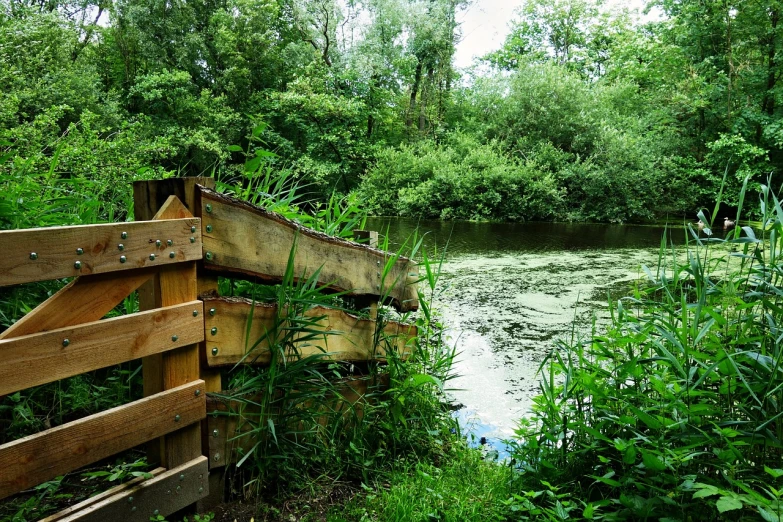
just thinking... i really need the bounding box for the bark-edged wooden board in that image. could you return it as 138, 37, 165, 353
197, 188, 419, 311
202, 297, 416, 367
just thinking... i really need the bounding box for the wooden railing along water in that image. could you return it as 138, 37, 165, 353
0, 178, 418, 521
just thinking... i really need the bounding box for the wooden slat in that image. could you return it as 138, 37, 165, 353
203, 297, 416, 367
197, 188, 419, 312
52, 457, 208, 522
0, 268, 157, 340
0, 301, 204, 396
0, 380, 206, 500
0, 219, 202, 287
41, 468, 166, 522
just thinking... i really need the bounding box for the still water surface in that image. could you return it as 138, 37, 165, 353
367, 218, 690, 445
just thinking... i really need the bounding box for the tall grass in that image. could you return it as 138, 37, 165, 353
214, 227, 457, 499
506, 178, 783, 520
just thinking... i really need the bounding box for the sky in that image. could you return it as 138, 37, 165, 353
453, 0, 652, 69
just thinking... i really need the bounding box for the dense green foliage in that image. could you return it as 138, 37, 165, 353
502, 185, 783, 520
3, 0, 782, 223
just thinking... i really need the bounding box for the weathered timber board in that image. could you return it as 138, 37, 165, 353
202, 297, 416, 367
0, 301, 204, 396
207, 375, 389, 468
52, 457, 208, 522
0, 268, 157, 340
196, 188, 419, 311
0, 218, 202, 287
40, 468, 166, 522
0, 380, 206, 500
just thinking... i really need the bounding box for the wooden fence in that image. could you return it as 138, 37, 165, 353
0, 178, 418, 521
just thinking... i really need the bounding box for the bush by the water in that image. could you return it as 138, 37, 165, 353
358, 133, 564, 222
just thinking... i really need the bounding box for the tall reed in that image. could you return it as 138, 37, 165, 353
507, 178, 783, 520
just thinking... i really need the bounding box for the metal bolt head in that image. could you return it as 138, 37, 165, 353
206, 203, 213, 213
169, 251, 176, 259
211, 347, 219, 356
211, 327, 217, 335
195, 389, 201, 396
172, 335, 179, 342
62, 338, 70, 347
199, 487, 204, 493
214, 453, 220, 461
155, 239, 161, 247
121, 231, 127, 239
190, 236, 195, 243
209, 308, 216, 316
74, 261, 82, 270
179, 474, 185, 481
153, 510, 159, 516
167, 239, 173, 246
76, 248, 84, 255
205, 252, 213, 261
174, 414, 181, 422
206, 224, 213, 233
193, 310, 199, 317
118, 243, 124, 251
212, 429, 219, 437
120, 255, 127, 264
29, 252, 38, 260
128, 497, 133, 503
131, 506, 136, 512
149, 254, 156, 261
191, 226, 196, 233
176, 485, 181, 492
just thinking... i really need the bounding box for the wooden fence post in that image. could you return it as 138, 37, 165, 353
133, 178, 218, 468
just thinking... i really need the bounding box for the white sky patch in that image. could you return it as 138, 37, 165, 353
454, 0, 656, 69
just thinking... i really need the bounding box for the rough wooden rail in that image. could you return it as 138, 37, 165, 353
196, 187, 419, 312
202, 296, 417, 367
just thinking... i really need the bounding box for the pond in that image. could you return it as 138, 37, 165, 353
366, 218, 704, 448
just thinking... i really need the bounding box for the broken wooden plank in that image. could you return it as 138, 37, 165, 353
0, 301, 204, 396
0, 268, 157, 340
202, 297, 416, 367
197, 188, 419, 312
51, 457, 208, 522
40, 468, 166, 522
0, 380, 206, 500
0, 219, 202, 287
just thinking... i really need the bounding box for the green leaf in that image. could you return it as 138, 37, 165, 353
640, 449, 666, 471
715, 496, 742, 513
765, 466, 783, 479
227, 145, 244, 152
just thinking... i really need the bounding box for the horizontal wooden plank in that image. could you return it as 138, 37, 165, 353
207, 375, 389, 468
0, 301, 205, 396
203, 297, 416, 367
0, 268, 157, 340
0, 380, 206, 500
54, 456, 208, 522
197, 188, 418, 311
40, 468, 166, 522
0, 218, 201, 287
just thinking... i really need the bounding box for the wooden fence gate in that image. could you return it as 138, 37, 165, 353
0, 178, 418, 521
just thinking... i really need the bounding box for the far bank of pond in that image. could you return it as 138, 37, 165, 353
367, 218, 706, 445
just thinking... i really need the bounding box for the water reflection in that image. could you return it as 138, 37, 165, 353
367, 217, 692, 256
368, 218, 686, 450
